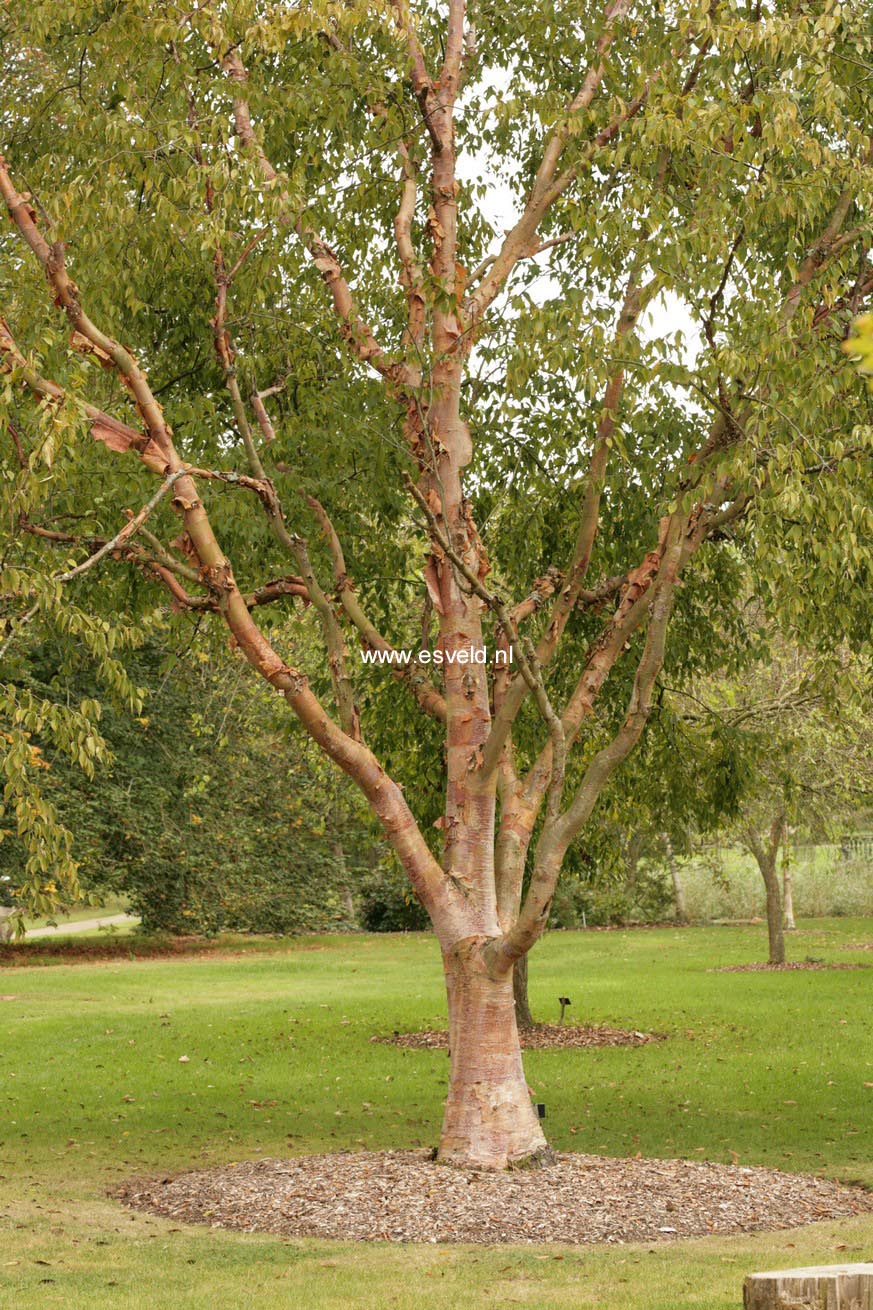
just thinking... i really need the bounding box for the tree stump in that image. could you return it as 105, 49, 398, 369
744, 1265, 873, 1309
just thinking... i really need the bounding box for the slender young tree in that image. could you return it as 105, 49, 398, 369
1, 1, 870, 1166
676, 644, 872, 965
781, 829, 796, 933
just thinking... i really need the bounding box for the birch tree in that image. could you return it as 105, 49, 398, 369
1, 0, 870, 1167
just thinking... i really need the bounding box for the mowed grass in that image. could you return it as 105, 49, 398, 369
0, 921, 871, 1310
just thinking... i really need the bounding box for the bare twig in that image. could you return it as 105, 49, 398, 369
0, 470, 185, 658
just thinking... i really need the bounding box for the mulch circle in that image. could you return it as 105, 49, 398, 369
711, 962, 870, 973
372, 1024, 665, 1051
115, 1150, 873, 1245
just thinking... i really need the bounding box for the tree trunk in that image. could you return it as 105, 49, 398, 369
624, 831, 643, 893
330, 835, 357, 925
664, 833, 688, 923
746, 818, 787, 965
781, 825, 796, 931
0, 907, 14, 942
438, 939, 550, 1169
512, 952, 535, 1031
759, 857, 786, 965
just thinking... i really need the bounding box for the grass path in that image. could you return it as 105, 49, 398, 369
21, 896, 133, 934
24, 913, 139, 939
0, 920, 871, 1308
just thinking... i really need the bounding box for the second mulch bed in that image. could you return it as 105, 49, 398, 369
373, 1023, 664, 1051
712, 962, 870, 973
115, 1150, 873, 1245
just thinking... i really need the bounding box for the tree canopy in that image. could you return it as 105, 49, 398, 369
1, 0, 871, 1166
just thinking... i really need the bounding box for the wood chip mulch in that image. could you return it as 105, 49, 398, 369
0, 936, 226, 967
372, 1024, 664, 1051
711, 962, 870, 973
114, 1150, 873, 1246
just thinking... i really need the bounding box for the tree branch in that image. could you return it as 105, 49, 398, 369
209, 236, 362, 740
467, 231, 578, 287
406, 474, 566, 817
486, 521, 685, 970
306, 495, 447, 723
479, 267, 660, 780
464, 1, 668, 325
0, 157, 457, 921
394, 143, 427, 351
391, 1, 443, 152
216, 49, 414, 388
780, 141, 872, 327
0, 470, 186, 658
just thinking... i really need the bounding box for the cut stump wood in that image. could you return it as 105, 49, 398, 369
744, 1265, 873, 1309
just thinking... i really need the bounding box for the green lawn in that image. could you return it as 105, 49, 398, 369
1, 921, 871, 1309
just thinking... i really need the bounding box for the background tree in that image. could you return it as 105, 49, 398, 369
0, 631, 377, 935
673, 643, 873, 964
1, 0, 871, 1168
